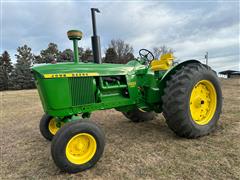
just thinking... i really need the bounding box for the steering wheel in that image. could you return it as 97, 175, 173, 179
139, 49, 155, 62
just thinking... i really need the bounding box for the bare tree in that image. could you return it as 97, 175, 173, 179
153, 45, 174, 59
108, 39, 134, 64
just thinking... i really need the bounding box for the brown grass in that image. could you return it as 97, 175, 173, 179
1, 78, 240, 179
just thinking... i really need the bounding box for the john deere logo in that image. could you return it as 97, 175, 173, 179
43, 73, 99, 78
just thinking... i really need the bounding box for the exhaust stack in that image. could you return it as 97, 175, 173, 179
91, 8, 102, 64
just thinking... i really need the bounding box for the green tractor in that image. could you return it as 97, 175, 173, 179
32, 8, 222, 173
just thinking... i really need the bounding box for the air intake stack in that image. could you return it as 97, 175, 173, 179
91, 8, 102, 64
67, 30, 82, 63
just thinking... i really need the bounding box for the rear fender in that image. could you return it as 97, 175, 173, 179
161, 60, 201, 81
159, 60, 201, 96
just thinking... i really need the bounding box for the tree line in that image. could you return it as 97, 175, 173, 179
0, 39, 173, 91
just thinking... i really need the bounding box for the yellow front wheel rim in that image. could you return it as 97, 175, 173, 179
66, 133, 97, 165
190, 80, 217, 125
48, 118, 60, 135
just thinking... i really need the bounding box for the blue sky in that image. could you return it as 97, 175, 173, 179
1, 0, 239, 72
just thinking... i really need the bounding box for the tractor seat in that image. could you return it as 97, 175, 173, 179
150, 53, 174, 71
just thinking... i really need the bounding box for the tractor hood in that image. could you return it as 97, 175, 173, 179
31, 62, 141, 78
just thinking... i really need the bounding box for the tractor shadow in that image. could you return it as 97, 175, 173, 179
91, 112, 180, 143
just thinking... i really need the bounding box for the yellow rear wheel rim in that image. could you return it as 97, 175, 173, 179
66, 133, 97, 165
190, 80, 217, 125
48, 118, 60, 135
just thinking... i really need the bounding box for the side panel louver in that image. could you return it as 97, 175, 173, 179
69, 77, 95, 106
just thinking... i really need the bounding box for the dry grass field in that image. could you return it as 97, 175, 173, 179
1, 78, 240, 179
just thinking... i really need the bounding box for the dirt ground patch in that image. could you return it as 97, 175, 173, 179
1, 78, 240, 179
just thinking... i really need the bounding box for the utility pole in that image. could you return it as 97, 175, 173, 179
205, 52, 208, 65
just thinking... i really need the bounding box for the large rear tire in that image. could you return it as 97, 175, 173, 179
122, 108, 156, 122
162, 63, 222, 138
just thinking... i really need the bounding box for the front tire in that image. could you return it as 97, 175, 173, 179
39, 114, 61, 141
162, 63, 222, 138
51, 120, 105, 173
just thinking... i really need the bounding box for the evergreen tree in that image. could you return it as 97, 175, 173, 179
33, 55, 42, 64
58, 47, 92, 63
10, 45, 35, 89
104, 48, 118, 63
0, 55, 5, 90
0, 65, 5, 91
0, 51, 13, 90
78, 47, 84, 59
59, 49, 73, 62
0, 51, 13, 74
81, 48, 93, 62
34, 43, 60, 64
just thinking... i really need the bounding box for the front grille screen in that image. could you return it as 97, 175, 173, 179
69, 77, 95, 106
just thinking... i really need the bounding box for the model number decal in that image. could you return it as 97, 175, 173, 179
128, 81, 136, 87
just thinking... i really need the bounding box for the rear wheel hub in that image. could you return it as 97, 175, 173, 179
190, 80, 217, 125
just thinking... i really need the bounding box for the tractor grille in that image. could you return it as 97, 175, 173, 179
69, 77, 95, 106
